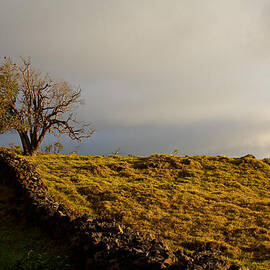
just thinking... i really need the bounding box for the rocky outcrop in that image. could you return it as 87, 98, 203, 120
0, 149, 240, 270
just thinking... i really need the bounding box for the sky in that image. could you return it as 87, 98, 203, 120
1, 0, 270, 157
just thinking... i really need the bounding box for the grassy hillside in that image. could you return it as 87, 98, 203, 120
22, 152, 270, 269
0, 184, 73, 270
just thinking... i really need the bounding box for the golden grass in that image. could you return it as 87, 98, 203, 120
22, 152, 270, 269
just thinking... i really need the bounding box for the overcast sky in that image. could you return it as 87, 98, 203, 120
1, 0, 270, 157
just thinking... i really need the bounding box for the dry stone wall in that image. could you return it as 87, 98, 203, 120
0, 149, 240, 270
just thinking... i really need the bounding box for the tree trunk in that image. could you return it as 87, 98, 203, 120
29, 127, 47, 156
29, 142, 41, 156
18, 129, 46, 156
18, 131, 31, 155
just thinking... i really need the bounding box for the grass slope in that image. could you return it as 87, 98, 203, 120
22, 152, 270, 269
0, 184, 72, 270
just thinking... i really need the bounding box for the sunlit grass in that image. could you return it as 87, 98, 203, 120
22, 152, 270, 269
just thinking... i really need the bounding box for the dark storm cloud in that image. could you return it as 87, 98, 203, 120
1, 0, 270, 156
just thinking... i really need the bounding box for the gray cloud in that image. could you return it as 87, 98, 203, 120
1, 0, 270, 156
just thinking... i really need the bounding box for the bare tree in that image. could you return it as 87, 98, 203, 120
0, 57, 95, 155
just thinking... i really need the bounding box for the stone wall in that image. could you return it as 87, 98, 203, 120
0, 149, 239, 270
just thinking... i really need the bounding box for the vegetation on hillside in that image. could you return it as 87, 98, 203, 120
21, 152, 270, 269
0, 58, 94, 156
0, 185, 73, 269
